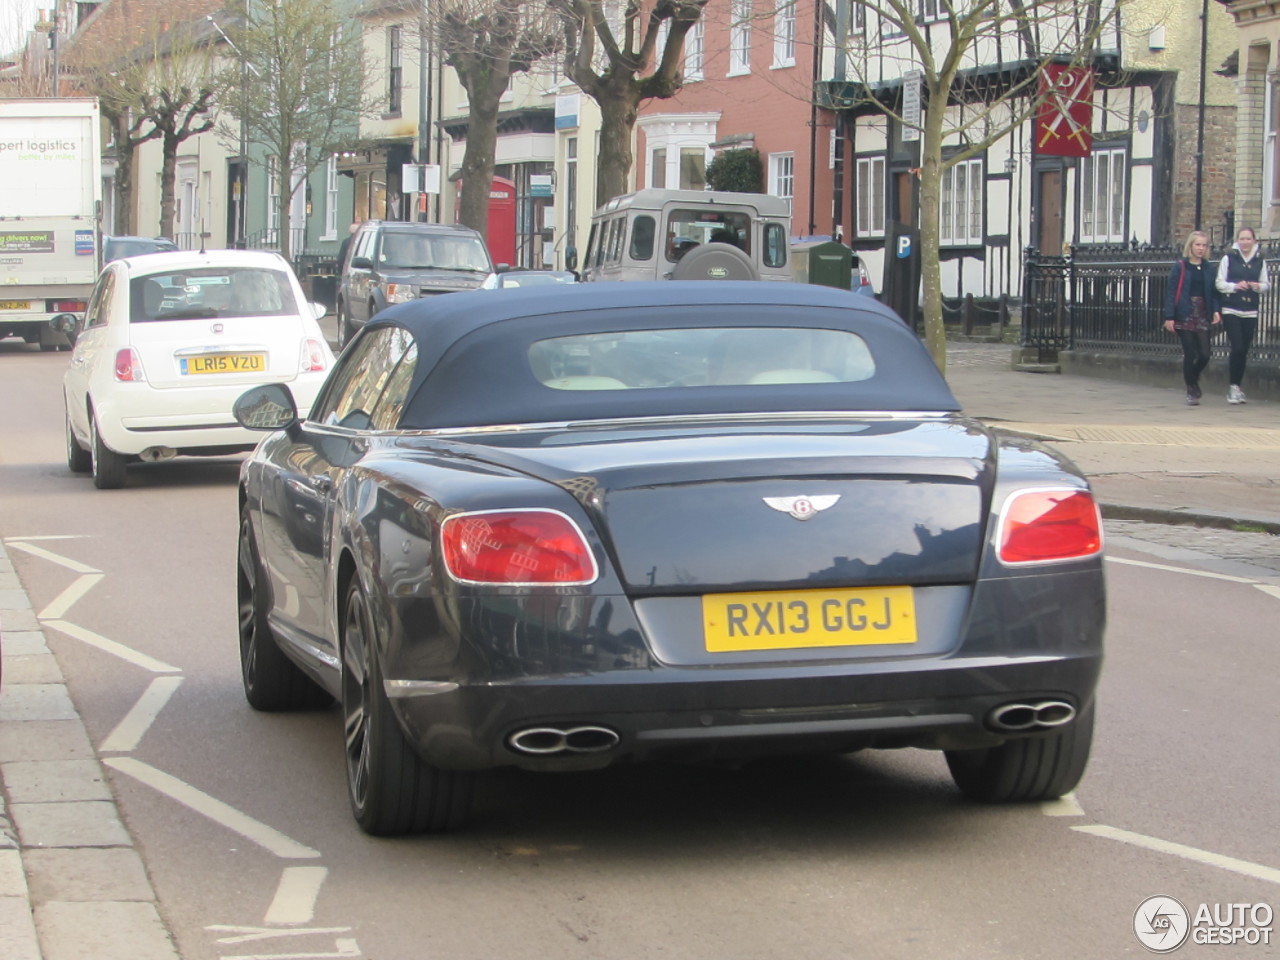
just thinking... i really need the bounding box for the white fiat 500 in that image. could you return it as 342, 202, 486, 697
59, 249, 334, 489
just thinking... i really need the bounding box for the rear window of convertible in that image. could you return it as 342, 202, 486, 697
527, 327, 876, 390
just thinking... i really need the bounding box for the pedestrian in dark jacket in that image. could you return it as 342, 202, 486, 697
1214, 226, 1268, 404
1163, 230, 1221, 406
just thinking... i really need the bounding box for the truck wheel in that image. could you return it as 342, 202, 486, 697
89, 411, 128, 489
66, 407, 91, 473
945, 702, 1095, 803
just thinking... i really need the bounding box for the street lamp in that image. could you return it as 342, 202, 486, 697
206, 15, 258, 247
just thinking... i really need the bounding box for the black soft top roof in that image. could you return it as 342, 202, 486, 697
368, 281, 959, 429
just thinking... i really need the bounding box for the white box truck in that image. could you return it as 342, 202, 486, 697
0, 98, 102, 350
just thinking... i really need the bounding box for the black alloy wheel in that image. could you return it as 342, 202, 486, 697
341, 579, 472, 835
237, 508, 332, 711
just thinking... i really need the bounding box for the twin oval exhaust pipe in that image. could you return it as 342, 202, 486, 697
988, 700, 1076, 732
508, 724, 620, 756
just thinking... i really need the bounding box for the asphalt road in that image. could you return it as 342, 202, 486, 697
2, 339, 1278, 960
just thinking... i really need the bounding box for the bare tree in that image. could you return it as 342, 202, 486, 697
833, 0, 1126, 371
552, 0, 709, 203
217, 0, 375, 261
426, 0, 561, 237
71, 17, 217, 238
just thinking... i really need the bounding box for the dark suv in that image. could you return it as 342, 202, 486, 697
336, 221, 494, 347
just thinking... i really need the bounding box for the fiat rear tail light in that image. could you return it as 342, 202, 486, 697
114, 348, 146, 382
299, 339, 327, 373
441, 509, 598, 585
998, 488, 1103, 565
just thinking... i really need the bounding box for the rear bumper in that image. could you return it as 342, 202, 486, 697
389, 652, 1103, 771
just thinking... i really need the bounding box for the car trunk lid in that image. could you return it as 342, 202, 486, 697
129, 315, 305, 389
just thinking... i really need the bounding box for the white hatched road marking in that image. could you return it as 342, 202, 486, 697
101, 676, 185, 752
1109, 555, 1280, 601
1040, 793, 1085, 817
7, 539, 100, 573
105, 757, 320, 859
264, 867, 330, 925
39, 572, 104, 619
1074, 825, 1280, 885
43, 618, 181, 673
209, 927, 354, 945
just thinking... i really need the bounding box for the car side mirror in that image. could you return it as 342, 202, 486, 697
50, 313, 81, 345
349, 256, 372, 270
309, 302, 326, 321
495, 263, 510, 274
565, 246, 578, 272
233, 383, 300, 433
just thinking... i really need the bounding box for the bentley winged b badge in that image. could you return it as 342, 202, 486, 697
762, 495, 841, 521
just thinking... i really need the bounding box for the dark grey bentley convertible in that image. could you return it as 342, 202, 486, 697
233, 281, 1104, 835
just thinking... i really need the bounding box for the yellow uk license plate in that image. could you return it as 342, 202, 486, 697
703, 586, 917, 652
183, 353, 266, 375
0, 300, 30, 311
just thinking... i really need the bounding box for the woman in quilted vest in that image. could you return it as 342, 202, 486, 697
1214, 226, 1269, 404
1163, 231, 1221, 406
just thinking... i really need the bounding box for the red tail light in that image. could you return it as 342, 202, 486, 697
114, 348, 146, 382
52, 300, 88, 312
299, 339, 327, 373
998, 489, 1103, 565
442, 509, 597, 584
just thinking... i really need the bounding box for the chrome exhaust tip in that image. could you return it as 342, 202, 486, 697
508, 724, 620, 756
988, 700, 1076, 732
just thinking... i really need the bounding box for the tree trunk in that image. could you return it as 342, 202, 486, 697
112, 113, 136, 235
919, 100, 946, 376
277, 158, 294, 262
158, 131, 177, 241
594, 83, 640, 205
458, 92, 502, 241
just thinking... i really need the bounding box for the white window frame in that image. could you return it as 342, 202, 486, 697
1264, 77, 1276, 217
855, 155, 886, 237
940, 157, 984, 246
684, 20, 704, 81
1079, 147, 1126, 244
266, 155, 280, 245
323, 155, 339, 240
773, 0, 796, 68
639, 113, 720, 192
769, 151, 795, 206
729, 0, 752, 76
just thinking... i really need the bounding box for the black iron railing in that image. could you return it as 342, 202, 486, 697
1022, 243, 1280, 367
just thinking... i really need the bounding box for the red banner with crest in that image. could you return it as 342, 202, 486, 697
1036, 64, 1093, 158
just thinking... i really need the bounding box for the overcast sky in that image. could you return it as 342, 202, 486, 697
3, 0, 42, 54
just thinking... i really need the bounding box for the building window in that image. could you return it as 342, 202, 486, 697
652, 147, 667, 188
388, 26, 403, 115
324, 156, 339, 240
729, 0, 752, 75
266, 155, 280, 244
916, 0, 940, 23
941, 157, 983, 246
770, 152, 794, 203
680, 147, 707, 189
685, 20, 703, 80
856, 156, 886, 237
1080, 147, 1125, 243
773, 0, 795, 67
1265, 79, 1277, 215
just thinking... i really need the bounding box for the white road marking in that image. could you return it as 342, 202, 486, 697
208, 926, 353, 945
100, 676, 185, 752
219, 940, 360, 960
1073, 824, 1280, 884
7, 540, 100, 573
264, 867, 330, 925
1040, 792, 1085, 816
1255, 584, 1280, 601
39, 572, 104, 619
104, 757, 321, 859
43, 618, 181, 673
1106, 555, 1261, 584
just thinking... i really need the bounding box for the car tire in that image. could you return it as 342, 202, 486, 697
341, 579, 472, 836
336, 299, 352, 349
89, 410, 128, 489
66, 407, 91, 473
237, 509, 333, 711
945, 701, 1095, 803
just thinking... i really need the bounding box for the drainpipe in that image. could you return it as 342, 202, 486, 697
808, 0, 821, 236
1195, 0, 1209, 229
